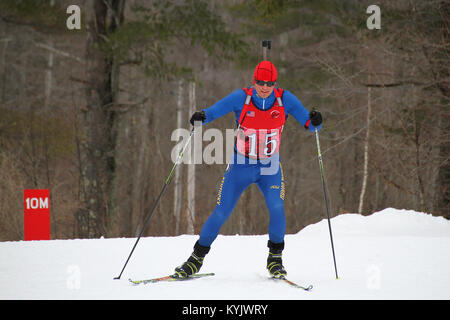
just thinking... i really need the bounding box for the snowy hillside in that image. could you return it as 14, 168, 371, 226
1, 208, 449, 301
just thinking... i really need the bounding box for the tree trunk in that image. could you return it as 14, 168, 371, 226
43, 0, 55, 235
77, 0, 125, 238
358, 53, 372, 215
173, 80, 184, 235
186, 81, 196, 234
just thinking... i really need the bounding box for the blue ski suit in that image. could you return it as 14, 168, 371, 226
197, 87, 321, 247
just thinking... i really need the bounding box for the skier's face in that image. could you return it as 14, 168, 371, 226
254, 80, 275, 98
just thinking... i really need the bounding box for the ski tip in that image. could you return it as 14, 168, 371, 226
128, 278, 140, 285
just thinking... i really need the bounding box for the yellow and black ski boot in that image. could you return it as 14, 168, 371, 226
267, 240, 287, 278
174, 240, 210, 278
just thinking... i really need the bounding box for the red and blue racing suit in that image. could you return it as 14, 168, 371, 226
197, 87, 321, 247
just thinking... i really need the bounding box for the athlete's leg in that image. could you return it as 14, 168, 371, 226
174, 162, 256, 278
256, 161, 287, 276
256, 162, 286, 244
198, 163, 255, 247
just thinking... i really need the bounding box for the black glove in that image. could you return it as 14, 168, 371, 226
190, 111, 206, 126
309, 110, 322, 126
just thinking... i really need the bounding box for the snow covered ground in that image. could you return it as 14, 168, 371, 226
1, 208, 449, 300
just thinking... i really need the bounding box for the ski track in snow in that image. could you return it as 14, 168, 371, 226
1, 208, 449, 300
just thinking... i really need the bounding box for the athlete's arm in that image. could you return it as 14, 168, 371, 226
282, 90, 322, 132
202, 89, 246, 125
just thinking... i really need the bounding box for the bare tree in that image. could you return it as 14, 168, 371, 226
187, 81, 196, 234
358, 47, 373, 214
78, 0, 125, 238
173, 79, 184, 234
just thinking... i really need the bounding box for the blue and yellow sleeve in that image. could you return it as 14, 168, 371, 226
282, 90, 322, 132
202, 89, 246, 125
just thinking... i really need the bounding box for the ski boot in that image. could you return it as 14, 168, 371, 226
267, 240, 287, 278
174, 240, 210, 279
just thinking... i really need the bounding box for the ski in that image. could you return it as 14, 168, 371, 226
271, 276, 313, 291
129, 272, 215, 285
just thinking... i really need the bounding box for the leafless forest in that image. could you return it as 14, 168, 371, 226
0, 0, 448, 241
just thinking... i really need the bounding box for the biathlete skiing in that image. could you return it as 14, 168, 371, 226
174, 60, 323, 279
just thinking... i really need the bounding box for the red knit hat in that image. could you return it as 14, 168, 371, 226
253, 61, 277, 83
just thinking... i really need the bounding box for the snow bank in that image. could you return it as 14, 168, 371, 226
0, 208, 449, 300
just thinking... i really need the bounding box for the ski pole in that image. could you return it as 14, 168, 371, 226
114, 126, 196, 280
314, 127, 339, 279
